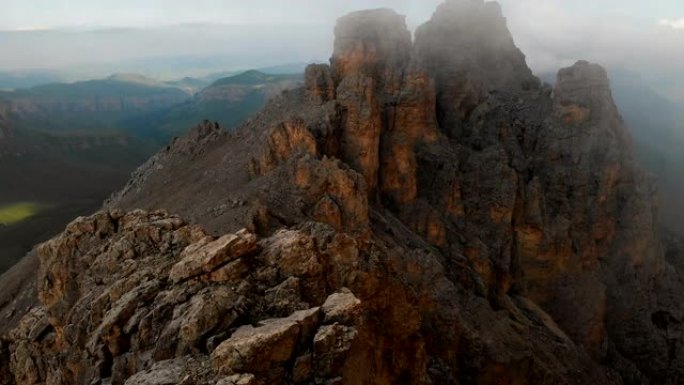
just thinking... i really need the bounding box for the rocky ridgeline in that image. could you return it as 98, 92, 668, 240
1, 211, 368, 385
1, 0, 683, 384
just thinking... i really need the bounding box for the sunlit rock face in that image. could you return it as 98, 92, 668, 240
1, 1, 683, 384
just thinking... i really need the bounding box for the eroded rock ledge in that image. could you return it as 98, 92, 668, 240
2, 211, 367, 385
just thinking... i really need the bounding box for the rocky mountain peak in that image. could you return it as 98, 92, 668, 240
415, 0, 535, 86
331, 8, 411, 81
414, 0, 538, 138
1, 2, 683, 385
558, 60, 610, 86
554, 60, 621, 124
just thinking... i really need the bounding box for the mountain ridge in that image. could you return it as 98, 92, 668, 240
1, 1, 683, 384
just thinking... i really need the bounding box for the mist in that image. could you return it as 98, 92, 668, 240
500, 0, 684, 101
0, 0, 442, 80
1, 0, 683, 99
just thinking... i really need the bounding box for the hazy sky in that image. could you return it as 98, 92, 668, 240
1, 0, 442, 30
1, 0, 684, 98
1, 0, 682, 31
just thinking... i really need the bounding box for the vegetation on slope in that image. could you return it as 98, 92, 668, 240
0, 203, 39, 225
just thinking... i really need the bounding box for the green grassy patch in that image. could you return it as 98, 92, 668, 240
0, 203, 40, 225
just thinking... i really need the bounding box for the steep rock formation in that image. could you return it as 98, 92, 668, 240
415, 0, 538, 138
1, 1, 683, 385
331, 9, 413, 194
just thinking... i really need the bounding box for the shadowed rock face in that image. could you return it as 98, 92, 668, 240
1, 1, 684, 385
415, 0, 538, 139
331, 8, 413, 194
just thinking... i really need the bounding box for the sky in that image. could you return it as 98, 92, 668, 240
2, 0, 682, 32
1, 0, 683, 98
0, 0, 442, 30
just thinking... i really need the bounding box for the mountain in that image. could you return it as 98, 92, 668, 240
0, 70, 301, 140
0, 74, 184, 271
2, 2, 684, 385
125, 70, 302, 140
0, 75, 191, 133
0, 111, 151, 271
541, 69, 684, 235
164, 77, 210, 95
0, 70, 300, 272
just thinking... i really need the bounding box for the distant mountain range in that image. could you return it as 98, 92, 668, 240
0, 74, 191, 134
0, 68, 303, 143
0, 68, 302, 270
125, 70, 302, 139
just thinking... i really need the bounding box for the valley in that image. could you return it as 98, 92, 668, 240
0, 202, 39, 226
0, 69, 302, 272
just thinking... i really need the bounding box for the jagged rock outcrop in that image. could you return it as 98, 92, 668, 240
2, 211, 369, 385
2, 1, 683, 384
331, 9, 413, 194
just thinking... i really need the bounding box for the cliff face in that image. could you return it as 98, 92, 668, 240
2, 1, 683, 385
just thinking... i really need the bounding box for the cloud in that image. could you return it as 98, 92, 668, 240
0, 0, 441, 30
659, 18, 684, 30
497, 1, 683, 71
1, 0, 684, 101
495, 0, 684, 101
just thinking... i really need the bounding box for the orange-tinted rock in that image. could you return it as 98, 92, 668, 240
3, 3, 683, 385
331, 9, 412, 194
168, 229, 257, 282
251, 119, 318, 176
292, 156, 369, 233
305, 64, 335, 103
331, 9, 411, 83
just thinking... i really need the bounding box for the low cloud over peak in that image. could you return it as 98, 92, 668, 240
658, 18, 684, 30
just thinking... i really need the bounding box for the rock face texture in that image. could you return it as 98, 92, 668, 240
2, 211, 369, 385
2, 1, 684, 384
